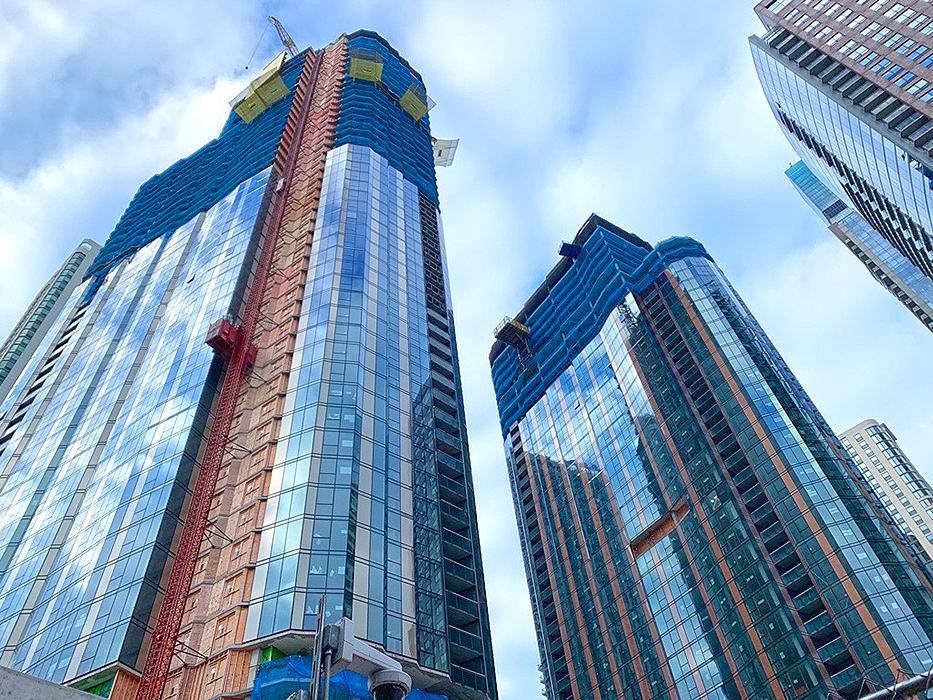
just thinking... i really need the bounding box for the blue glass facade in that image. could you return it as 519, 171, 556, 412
0, 170, 269, 683
788, 159, 933, 330
246, 144, 431, 652
492, 217, 933, 699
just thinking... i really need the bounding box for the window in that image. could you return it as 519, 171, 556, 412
884, 3, 906, 18
908, 44, 930, 61
895, 71, 916, 86
885, 32, 904, 47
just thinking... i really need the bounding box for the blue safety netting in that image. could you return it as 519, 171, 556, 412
251, 655, 448, 700
336, 31, 438, 205
84, 51, 308, 290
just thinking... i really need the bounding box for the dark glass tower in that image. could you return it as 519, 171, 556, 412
490, 215, 933, 700
0, 31, 496, 700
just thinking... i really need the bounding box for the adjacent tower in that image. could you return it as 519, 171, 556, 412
787, 160, 933, 330
751, 0, 933, 329
0, 31, 496, 700
0, 239, 100, 403
841, 419, 933, 561
490, 215, 933, 699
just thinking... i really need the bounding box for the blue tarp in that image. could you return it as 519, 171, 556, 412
251, 655, 448, 700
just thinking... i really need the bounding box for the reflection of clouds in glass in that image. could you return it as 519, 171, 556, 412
0, 170, 268, 681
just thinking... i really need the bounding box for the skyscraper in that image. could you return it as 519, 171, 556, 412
0, 239, 100, 404
751, 0, 933, 319
787, 160, 933, 330
490, 215, 933, 699
840, 419, 933, 561
0, 31, 496, 700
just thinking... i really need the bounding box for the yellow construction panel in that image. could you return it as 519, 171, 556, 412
349, 56, 383, 82
233, 92, 266, 124
399, 88, 428, 121
253, 52, 286, 87
254, 73, 288, 107
230, 52, 290, 124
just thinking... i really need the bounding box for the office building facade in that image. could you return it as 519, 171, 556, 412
0, 31, 496, 700
787, 160, 933, 329
491, 215, 933, 699
751, 0, 933, 298
841, 419, 933, 561
0, 239, 100, 404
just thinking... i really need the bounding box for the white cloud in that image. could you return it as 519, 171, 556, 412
0, 76, 237, 335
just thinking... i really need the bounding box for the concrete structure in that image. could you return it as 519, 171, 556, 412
0, 239, 99, 404
752, 0, 933, 329
0, 665, 95, 699
491, 215, 933, 699
0, 32, 496, 700
840, 419, 933, 561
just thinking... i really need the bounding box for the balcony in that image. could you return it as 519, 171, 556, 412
436, 451, 463, 478
443, 527, 473, 559
435, 430, 462, 458
444, 558, 476, 591
440, 501, 470, 530
450, 665, 487, 694
446, 591, 479, 626
449, 626, 485, 661
438, 473, 466, 503
790, 586, 822, 621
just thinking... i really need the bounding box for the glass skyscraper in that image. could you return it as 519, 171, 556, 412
787, 160, 933, 329
490, 215, 933, 700
751, 0, 933, 317
0, 239, 100, 404
0, 31, 496, 700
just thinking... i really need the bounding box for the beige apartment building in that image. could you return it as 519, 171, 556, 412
840, 419, 933, 560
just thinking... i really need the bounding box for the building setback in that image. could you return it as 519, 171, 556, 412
0, 239, 100, 405
751, 0, 933, 327
0, 31, 496, 700
840, 419, 933, 562
490, 215, 933, 700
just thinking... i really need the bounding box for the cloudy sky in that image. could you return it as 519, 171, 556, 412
3, 1, 933, 697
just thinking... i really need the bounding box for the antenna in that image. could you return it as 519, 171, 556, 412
269, 16, 299, 59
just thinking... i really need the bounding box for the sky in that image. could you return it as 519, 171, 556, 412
2, 1, 933, 698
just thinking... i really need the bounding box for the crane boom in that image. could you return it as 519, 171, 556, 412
269, 16, 298, 58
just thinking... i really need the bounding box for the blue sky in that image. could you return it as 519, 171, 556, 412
2, 1, 933, 698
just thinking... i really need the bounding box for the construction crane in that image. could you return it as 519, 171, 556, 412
270, 16, 298, 59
